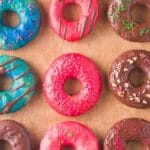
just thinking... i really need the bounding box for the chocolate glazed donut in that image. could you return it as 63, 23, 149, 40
108, 0, 150, 42
104, 118, 150, 150
109, 50, 150, 108
0, 120, 31, 150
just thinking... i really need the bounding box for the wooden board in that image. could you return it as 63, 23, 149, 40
0, 0, 149, 149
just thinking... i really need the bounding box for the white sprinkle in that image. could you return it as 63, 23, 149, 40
143, 100, 148, 104
145, 94, 150, 99
133, 93, 136, 97
142, 89, 146, 94
133, 57, 138, 61
147, 80, 150, 84
129, 97, 134, 101
124, 83, 129, 88
112, 83, 117, 88
117, 79, 121, 84
135, 97, 141, 103
124, 68, 128, 72
117, 91, 125, 97
127, 59, 134, 64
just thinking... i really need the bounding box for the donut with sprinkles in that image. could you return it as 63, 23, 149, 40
0, 0, 41, 50
109, 50, 150, 108
0, 120, 31, 150
108, 0, 150, 42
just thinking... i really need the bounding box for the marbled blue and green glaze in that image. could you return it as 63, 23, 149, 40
0, 0, 41, 50
0, 55, 36, 114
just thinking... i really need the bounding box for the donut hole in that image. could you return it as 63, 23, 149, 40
62, 145, 74, 150
64, 77, 81, 95
130, 3, 150, 24
129, 67, 147, 87
0, 140, 11, 150
2, 10, 20, 27
0, 75, 12, 91
64, 3, 82, 21
126, 141, 146, 150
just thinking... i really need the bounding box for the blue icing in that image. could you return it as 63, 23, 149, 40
0, 0, 41, 50
0, 55, 36, 114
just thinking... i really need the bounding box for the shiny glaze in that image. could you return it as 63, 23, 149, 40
0, 0, 41, 50
104, 118, 150, 150
43, 53, 102, 116
0, 120, 31, 150
108, 0, 150, 42
0, 55, 36, 114
109, 50, 150, 108
40, 121, 99, 150
49, 0, 100, 41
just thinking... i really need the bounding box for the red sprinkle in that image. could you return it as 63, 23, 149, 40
43, 53, 102, 116
40, 121, 99, 150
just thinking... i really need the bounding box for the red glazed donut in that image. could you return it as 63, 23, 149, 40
109, 50, 150, 108
49, 0, 100, 41
40, 121, 99, 150
108, 0, 150, 42
104, 118, 150, 150
43, 53, 102, 116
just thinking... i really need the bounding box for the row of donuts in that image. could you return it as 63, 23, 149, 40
0, 49, 149, 115
1, 118, 150, 149
1, 0, 149, 51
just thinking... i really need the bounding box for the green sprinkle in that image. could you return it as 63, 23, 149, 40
109, 4, 127, 22
122, 20, 136, 30
115, 5, 127, 12
140, 28, 150, 36
108, 11, 120, 22
122, 0, 130, 2
67, 131, 73, 138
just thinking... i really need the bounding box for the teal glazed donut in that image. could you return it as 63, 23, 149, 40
0, 0, 40, 50
0, 55, 36, 114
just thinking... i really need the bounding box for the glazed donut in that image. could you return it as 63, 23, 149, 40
49, 0, 100, 41
40, 121, 99, 150
0, 120, 31, 150
109, 50, 150, 108
43, 53, 102, 116
108, 0, 150, 42
104, 118, 150, 150
0, 55, 36, 114
0, 0, 40, 50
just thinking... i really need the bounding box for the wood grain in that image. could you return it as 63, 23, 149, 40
0, 0, 149, 149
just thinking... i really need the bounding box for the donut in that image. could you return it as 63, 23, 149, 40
0, 120, 31, 150
0, 0, 41, 50
49, 0, 100, 41
108, 0, 150, 42
0, 55, 36, 114
40, 121, 99, 150
43, 53, 102, 116
109, 50, 150, 108
104, 118, 150, 150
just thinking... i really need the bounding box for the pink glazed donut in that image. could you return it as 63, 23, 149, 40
49, 0, 100, 41
40, 121, 99, 150
43, 53, 102, 116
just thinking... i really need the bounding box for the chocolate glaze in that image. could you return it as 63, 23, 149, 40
104, 118, 150, 150
109, 50, 150, 108
0, 120, 31, 150
108, 0, 150, 42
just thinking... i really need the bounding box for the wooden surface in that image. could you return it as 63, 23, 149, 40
0, 0, 149, 149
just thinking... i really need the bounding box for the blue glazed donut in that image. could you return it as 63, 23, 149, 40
0, 55, 36, 114
0, 0, 41, 50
